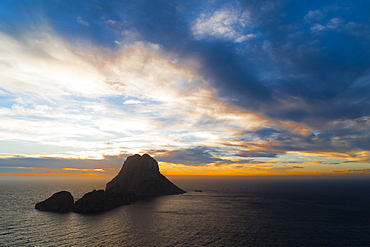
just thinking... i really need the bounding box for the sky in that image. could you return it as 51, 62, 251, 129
0, 0, 369, 177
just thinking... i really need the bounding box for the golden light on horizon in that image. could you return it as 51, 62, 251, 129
61, 168, 106, 172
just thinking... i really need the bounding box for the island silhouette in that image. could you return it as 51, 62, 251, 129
35, 154, 186, 213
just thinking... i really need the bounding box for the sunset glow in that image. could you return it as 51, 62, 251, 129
0, 1, 369, 177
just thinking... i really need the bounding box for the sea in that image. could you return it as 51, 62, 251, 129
0, 176, 369, 246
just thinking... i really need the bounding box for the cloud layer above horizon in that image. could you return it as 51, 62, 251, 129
0, 0, 369, 176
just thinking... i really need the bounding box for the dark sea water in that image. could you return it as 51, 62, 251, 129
0, 176, 370, 246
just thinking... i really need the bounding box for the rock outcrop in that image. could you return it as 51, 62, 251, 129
35, 191, 74, 213
35, 154, 185, 213
106, 154, 186, 196
72, 189, 136, 213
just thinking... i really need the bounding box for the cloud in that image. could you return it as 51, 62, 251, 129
192, 8, 255, 43
0, 172, 105, 177
0, 155, 125, 176
310, 23, 325, 32
77, 16, 89, 27
310, 17, 344, 32
344, 22, 370, 38
157, 147, 225, 166
304, 10, 325, 22
0, 27, 272, 161
236, 151, 282, 158
276, 165, 304, 170
290, 151, 370, 164
105, 19, 121, 25
331, 168, 370, 174
3, 166, 57, 172
0, 0, 369, 176
0, 30, 116, 99
62, 168, 105, 172
123, 99, 143, 105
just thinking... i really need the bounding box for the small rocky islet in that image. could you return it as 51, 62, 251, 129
35, 154, 186, 213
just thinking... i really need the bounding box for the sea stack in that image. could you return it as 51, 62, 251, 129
35, 191, 74, 213
106, 154, 186, 196
35, 154, 185, 213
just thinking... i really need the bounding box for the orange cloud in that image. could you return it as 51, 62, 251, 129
0, 172, 105, 177
1, 166, 107, 177
61, 168, 105, 172
290, 151, 370, 163
330, 168, 370, 174
280, 121, 312, 135
5, 166, 57, 171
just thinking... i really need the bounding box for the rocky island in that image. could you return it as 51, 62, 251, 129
35, 191, 74, 213
35, 154, 186, 213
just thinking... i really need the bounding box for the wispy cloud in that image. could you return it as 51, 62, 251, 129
62, 168, 105, 172
304, 10, 325, 22
0, 30, 114, 99
122, 99, 144, 105
77, 16, 89, 27
331, 168, 370, 174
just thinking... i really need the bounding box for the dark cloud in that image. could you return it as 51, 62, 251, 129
236, 150, 282, 158
291, 166, 304, 169
268, 108, 310, 123
158, 147, 224, 166
0, 157, 73, 168
269, 127, 370, 153
229, 1, 370, 128
340, 160, 361, 164
250, 128, 281, 138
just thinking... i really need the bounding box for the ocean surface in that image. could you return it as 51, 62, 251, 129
0, 176, 370, 246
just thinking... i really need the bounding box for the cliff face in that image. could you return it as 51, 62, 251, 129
106, 154, 186, 196
35, 154, 185, 213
